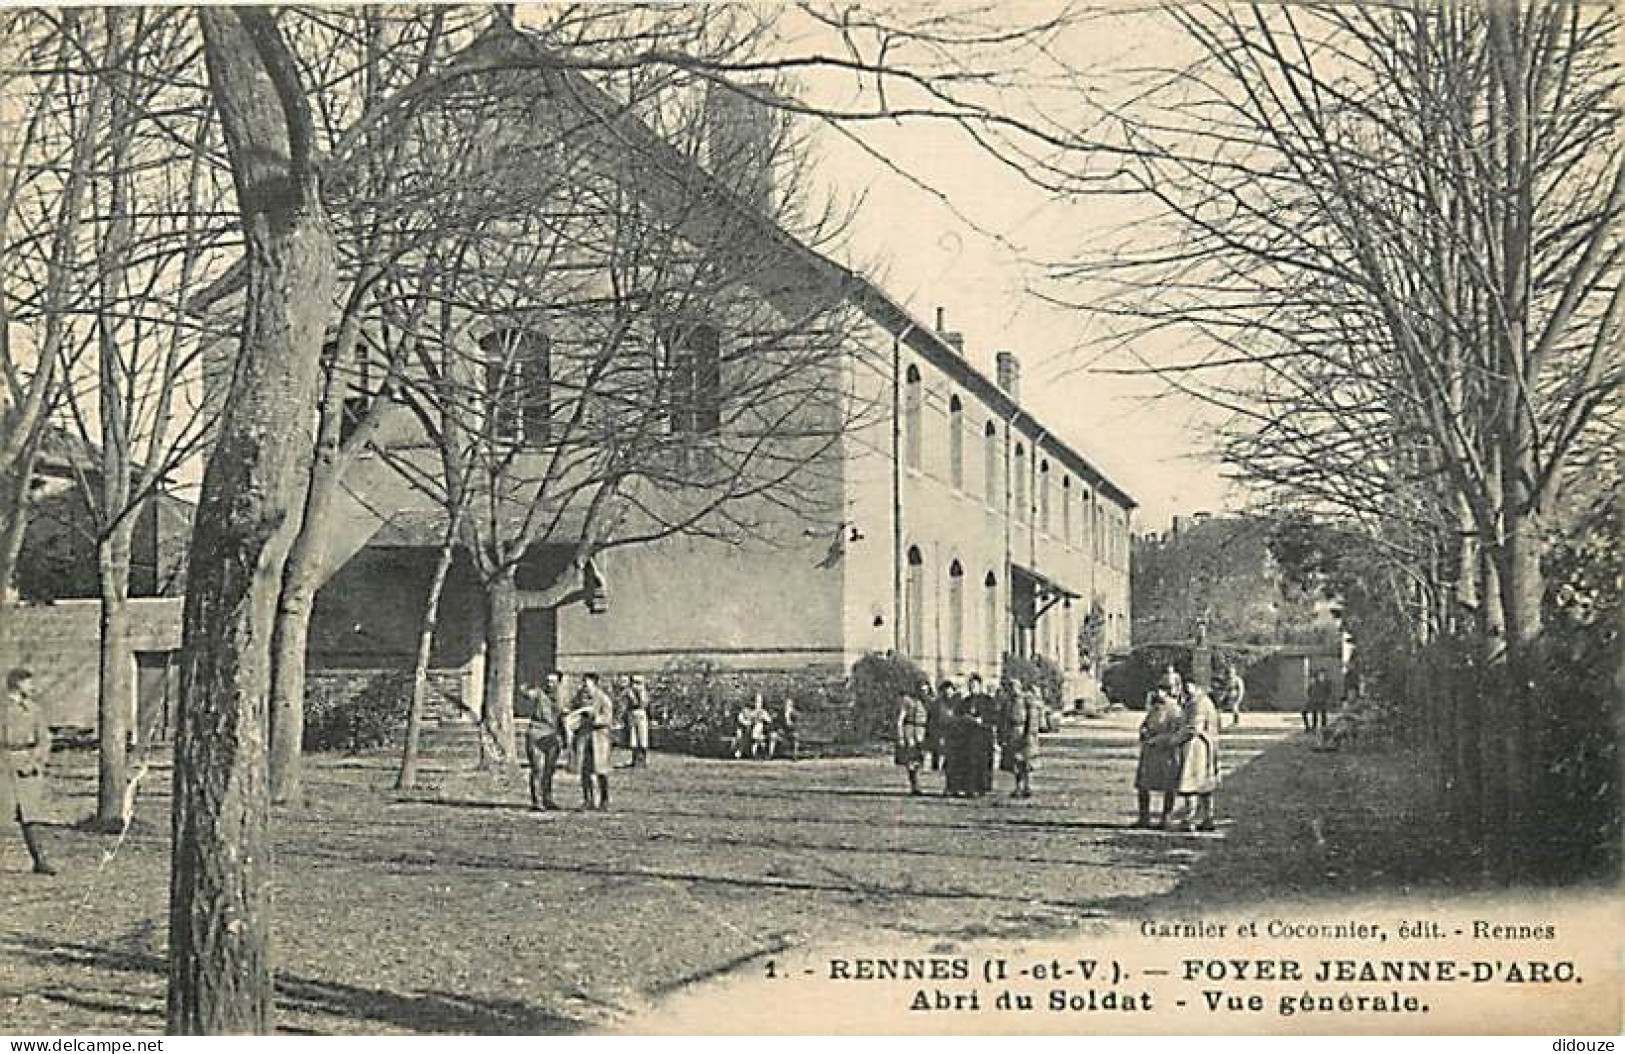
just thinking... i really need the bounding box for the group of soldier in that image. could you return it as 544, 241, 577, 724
894, 675, 1048, 799
1133, 666, 1225, 832
520, 671, 650, 813
730, 695, 798, 761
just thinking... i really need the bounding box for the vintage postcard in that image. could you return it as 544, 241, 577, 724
0, 1, 1619, 1038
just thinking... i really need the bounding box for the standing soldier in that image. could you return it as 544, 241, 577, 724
523, 674, 565, 811
1217, 663, 1246, 727
894, 680, 930, 796
2, 668, 56, 874
623, 675, 651, 768
1008, 683, 1046, 799
570, 673, 616, 810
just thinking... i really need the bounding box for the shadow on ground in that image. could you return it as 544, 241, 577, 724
7, 936, 589, 1035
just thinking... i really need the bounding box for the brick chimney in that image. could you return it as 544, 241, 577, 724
704, 84, 785, 213
996, 350, 1021, 403
934, 307, 965, 355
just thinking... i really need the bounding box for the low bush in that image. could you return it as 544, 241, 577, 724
650, 660, 850, 755
304, 670, 409, 754
1000, 652, 1066, 710
849, 652, 927, 741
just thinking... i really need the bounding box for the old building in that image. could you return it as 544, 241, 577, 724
188, 26, 1140, 712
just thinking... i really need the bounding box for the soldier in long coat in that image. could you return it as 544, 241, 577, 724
1173, 682, 1222, 831
1007, 684, 1046, 798
570, 673, 616, 810
622, 675, 651, 768
1134, 672, 1184, 828
2, 668, 56, 874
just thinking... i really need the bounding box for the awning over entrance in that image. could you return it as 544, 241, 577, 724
1009, 564, 1079, 660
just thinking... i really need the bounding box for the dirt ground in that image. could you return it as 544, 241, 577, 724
0, 709, 1582, 1034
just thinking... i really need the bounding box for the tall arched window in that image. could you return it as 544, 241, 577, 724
1039, 460, 1052, 534
983, 571, 1001, 671
947, 560, 965, 664
481, 328, 550, 447
983, 421, 999, 505
905, 545, 926, 658
948, 395, 964, 490
1062, 476, 1073, 544
1013, 443, 1027, 521
1086, 492, 1099, 561
903, 365, 922, 470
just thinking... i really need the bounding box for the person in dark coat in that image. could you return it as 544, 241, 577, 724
925, 681, 951, 771
1305, 670, 1334, 733
963, 674, 997, 795
1134, 671, 1184, 828
940, 691, 970, 797
523, 674, 565, 811
2, 668, 55, 874
768, 697, 799, 760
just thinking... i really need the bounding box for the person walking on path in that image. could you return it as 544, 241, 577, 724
1172, 681, 1222, 832
2, 668, 56, 874
1305, 670, 1334, 734
1007, 683, 1045, 798
622, 675, 651, 768
570, 673, 616, 810
1217, 663, 1246, 727
1134, 671, 1184, 828
523, 675, 566, 811
894, 680, 930, 796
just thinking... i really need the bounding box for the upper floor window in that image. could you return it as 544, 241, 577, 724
903, 364, 922, 469
1039, 460, 1052, 534
1013, 443, 1027, 521
480, 328, 550, 447
665, 323, 721, 434
1062, 476, 1073, 544
983, 420, 999, 505
948, 394, 964, 490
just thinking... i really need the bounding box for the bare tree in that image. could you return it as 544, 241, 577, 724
1056, 1, 1622, 859
168, 7, 336, 1034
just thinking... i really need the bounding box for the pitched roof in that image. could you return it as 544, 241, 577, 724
186, 22, 1136, 512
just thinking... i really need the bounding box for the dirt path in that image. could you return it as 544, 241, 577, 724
5, 712, 1312, 1033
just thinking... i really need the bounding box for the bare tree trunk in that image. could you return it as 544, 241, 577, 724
0, 430, 42, 607
397, 531, 460, 791
94, 530, 133, 829
479, 569, 519, 768
267, 574, 314, 806
168, 9, 333, 1035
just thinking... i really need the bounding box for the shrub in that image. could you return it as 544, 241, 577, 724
999, 652, 1064, 710
849, 652, 927, 741
304, 670, 409, 754
649, 660, 851, 755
